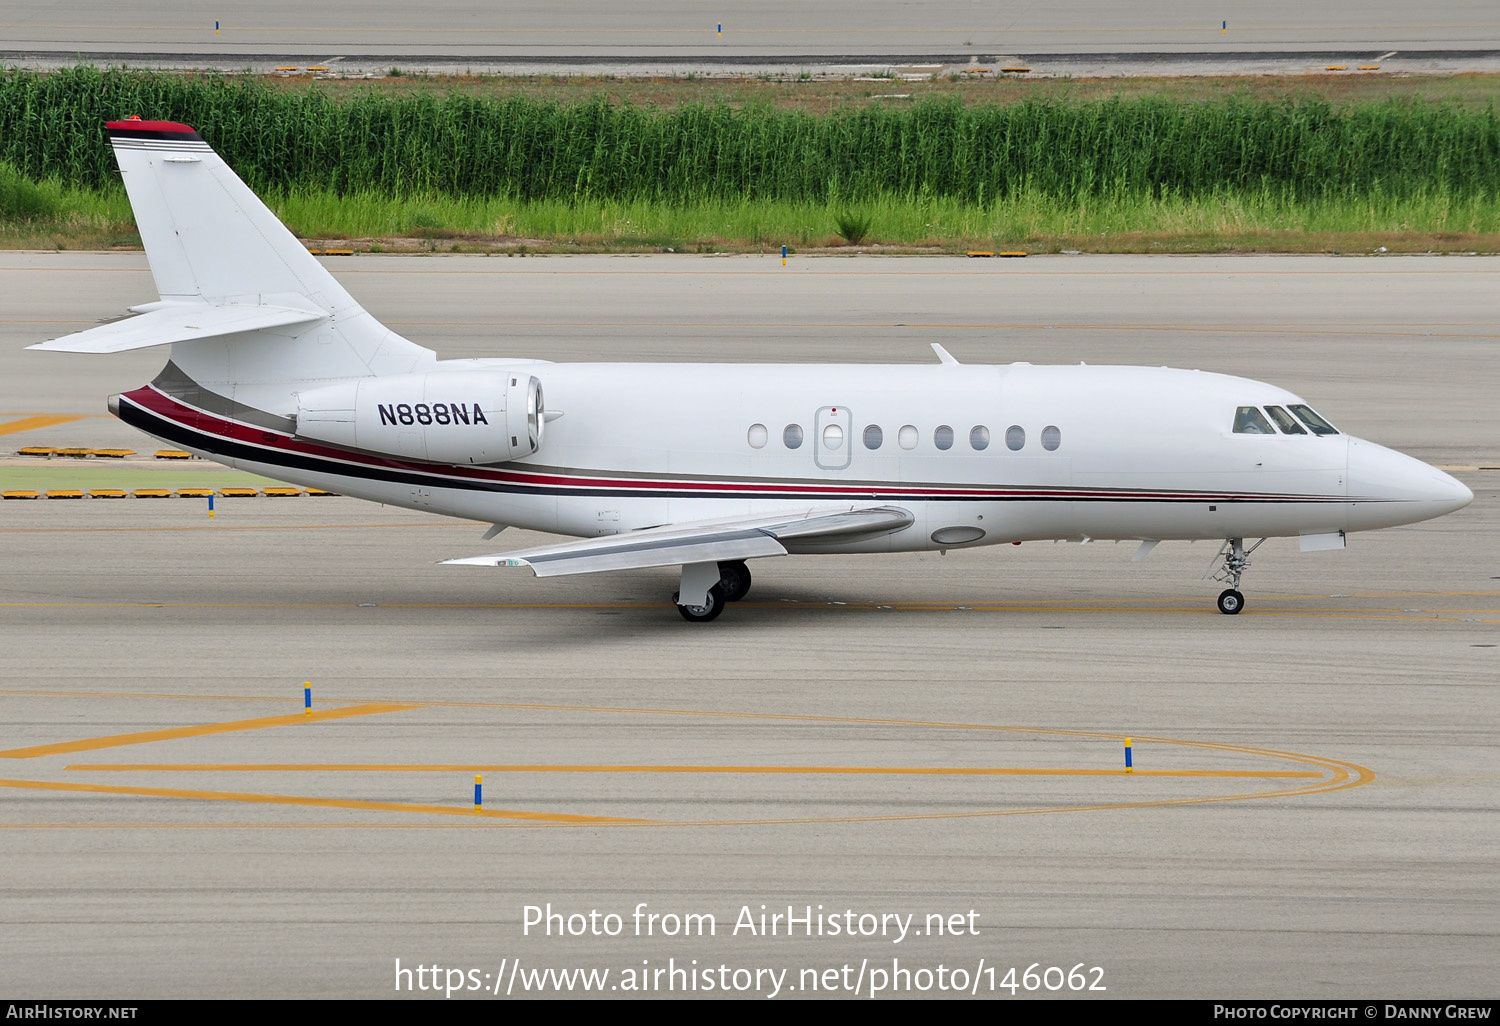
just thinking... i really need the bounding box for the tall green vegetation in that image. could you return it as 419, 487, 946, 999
3, 66, 1498, 208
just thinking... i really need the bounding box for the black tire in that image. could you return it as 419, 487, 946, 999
1217, 589, 1245, 615
675, 584, 726, 623
717, 560, 752, 602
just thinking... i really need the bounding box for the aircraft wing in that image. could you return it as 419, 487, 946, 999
28, 304, 325, 354
442, 505, 914, 577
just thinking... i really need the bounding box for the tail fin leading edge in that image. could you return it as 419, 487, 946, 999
103, 120, 351, 310
29, 120, 433, 378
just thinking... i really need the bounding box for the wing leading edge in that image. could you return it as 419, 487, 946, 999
442, 505, 914, 577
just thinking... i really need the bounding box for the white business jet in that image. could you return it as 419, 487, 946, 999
31, 121, 1474, 621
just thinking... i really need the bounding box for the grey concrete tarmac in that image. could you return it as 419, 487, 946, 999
5, 252, 1499, 463
1, 254, 1497, 999
3, 0, 1498, 64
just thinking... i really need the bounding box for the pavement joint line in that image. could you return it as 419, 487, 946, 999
377, 317, 1500, 337
385, 321, 1500, 341
0, 600, 1492, 622
0, 703, 422, 759
0, 589, 1494, 605
64, 763, 1327, 778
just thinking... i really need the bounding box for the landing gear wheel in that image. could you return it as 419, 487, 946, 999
1217, 589, 1245, 615
674, 584, 726, 623
717, 560, 752, 602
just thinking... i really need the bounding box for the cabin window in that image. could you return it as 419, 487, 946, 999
898, 424, 919, 450
969, 426, 990, 450
1289, 404, 1340, 435
747, 423, 768, 448
783, 424, 804, 449
1006, 425, 1025, 451
822, 423, 845, 450
1041, 425, 1061, 451
1233, 407, 1275, 434
863, 424, 883, 450
934, 425, 954, 450
1265, 405, 1307, 434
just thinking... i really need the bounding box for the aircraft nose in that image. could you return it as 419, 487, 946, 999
1347, 437, 1474, 529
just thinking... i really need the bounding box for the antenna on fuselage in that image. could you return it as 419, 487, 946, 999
931, 343, 960, 365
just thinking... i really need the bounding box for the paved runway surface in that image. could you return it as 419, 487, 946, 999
2, 254, 1496, 998
4, 1, 1500, 75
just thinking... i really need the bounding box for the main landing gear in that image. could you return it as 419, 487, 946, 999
1210, 537, 1265, 615
673, 560, 753, 622
715, 560, 752, 603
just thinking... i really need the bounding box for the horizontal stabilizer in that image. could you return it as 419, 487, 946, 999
444, 505, 914, 577
27, 304, 325, 354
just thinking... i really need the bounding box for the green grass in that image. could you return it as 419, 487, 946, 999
0, 162, 134, 235
9, 173, 1500, 253
8, 168, 1500, 253
7, 67, 1500, 205
7, 67, 1500, 253
249, 68, 1500, 115
225, 184, 1500, 253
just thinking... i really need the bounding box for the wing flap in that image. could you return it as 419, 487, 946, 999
27, 304, 325, 354
443, 505, 913, 577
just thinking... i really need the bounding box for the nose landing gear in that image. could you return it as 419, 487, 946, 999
1210, 537, 1265, 615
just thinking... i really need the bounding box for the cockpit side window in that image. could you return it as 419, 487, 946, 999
1233, 407, 1275, 434
1265, 405, 1307, 434
1289, 404, 1340, 435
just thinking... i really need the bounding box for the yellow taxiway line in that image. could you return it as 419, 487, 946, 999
0, 414, 85, 436
71, 763, 1325, 778
0, 778, 642, 824
0, 703, 421, 759
0, 690, 1373, 827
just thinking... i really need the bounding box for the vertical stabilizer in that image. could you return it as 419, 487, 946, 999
109, 120, 353, 307
104, 120, 432, 377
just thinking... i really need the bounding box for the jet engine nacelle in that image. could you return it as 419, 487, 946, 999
294, 370, 543, 463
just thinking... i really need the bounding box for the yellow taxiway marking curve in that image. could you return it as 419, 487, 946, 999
0, 703, 421, 760
0, 414, 85, 436
71, 763, 1324, 778
0, 691, 1373, 827
0, 778, 642, 824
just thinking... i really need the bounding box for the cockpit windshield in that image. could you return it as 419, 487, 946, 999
1234, 404, 1340, 436
1264, 405, 1307, 434
1233, 407, 1275, 434
1288, 404, 1339, 435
